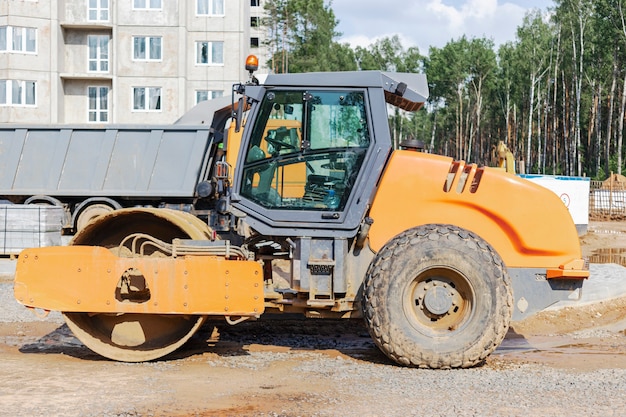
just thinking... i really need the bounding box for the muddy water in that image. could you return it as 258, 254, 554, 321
495, 334, 626, 370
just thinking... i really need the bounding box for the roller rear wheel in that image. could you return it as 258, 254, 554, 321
63, 208, 212, 362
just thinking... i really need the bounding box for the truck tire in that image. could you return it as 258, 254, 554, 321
75, 203, 114, 231
361, 224, 513, 368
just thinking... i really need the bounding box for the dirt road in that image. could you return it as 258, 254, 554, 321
1, 221, 626, 417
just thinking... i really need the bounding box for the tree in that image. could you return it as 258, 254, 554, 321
424, 38, 470, 160
263, 0, 356, 73
261, 0, 626, 179
516, 11, 552, 173
466, 38, 497, 163
423, 37, 497, 164
495, 42, 519, 153
354, 35, 424, 147
354, 35, 422, 72
550, 0, 597, 176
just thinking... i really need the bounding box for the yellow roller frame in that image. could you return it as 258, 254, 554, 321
14, 246, 265, 317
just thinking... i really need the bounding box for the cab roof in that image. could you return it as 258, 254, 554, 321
263, 71, 429, 112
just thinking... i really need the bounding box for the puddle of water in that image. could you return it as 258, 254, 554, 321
496, 334, 626, 369
589, 247, 626, 266
495, 336, 535, 354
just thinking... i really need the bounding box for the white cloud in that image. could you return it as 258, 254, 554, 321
340, 35, 375, 49
462, 0, 498, 18
340, 33, 417, 49
426, 0, 463, 26
334, 0, 539, 53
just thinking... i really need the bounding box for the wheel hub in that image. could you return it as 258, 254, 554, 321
423, 285, 453, 315
404, 269, 473, 334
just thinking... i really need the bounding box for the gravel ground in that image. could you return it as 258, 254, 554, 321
2, 266, 626, 416
0, 276, 63, 324
3, 222, 626, 416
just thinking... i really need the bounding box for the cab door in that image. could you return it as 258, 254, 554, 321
232, 88, 391, 237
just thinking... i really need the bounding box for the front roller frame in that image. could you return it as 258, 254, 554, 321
362, 224, 513, 369
14, 246, 265, 317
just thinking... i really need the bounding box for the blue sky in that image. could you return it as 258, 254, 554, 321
332, 0, 555, 52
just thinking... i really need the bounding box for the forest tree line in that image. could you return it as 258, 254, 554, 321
263, 0, 626, 179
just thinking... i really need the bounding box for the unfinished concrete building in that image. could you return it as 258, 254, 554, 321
0, 0, 267, 124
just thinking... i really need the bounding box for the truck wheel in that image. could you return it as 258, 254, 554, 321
361, 224, 512, 368
75, 203, 114, 231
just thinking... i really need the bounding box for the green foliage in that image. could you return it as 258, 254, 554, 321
354, 35, 423, 72
261, 0, 626, 176
264, 0, 356, 72
608, 153, 624, 176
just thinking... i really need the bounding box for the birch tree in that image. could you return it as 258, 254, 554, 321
516, 11, 551, 172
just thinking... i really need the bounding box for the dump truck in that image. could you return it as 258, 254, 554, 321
13, 57, 589, 368
0, 97, 237, 233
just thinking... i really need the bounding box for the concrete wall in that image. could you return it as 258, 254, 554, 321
1, 0, 267, 124
0, 1, 56, 123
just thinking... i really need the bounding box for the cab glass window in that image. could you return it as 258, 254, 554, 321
240, 90, 370, 211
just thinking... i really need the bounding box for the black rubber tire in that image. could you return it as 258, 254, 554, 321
362, 224, 513, 369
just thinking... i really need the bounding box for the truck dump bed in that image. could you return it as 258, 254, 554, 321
0, 125, 214, 198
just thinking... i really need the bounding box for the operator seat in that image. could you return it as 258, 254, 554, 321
246, 145, 280, 206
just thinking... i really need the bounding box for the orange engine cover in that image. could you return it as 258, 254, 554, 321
368, 150, 586, 273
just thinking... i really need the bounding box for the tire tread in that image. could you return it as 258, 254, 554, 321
362, 224, 513, 369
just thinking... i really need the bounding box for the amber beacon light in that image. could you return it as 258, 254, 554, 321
245, 55, 259, 73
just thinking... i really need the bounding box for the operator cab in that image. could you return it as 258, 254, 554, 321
241, 90, 369, 212
231, 62, 428, 238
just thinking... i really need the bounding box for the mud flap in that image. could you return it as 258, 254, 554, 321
508, 268, 585, 321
